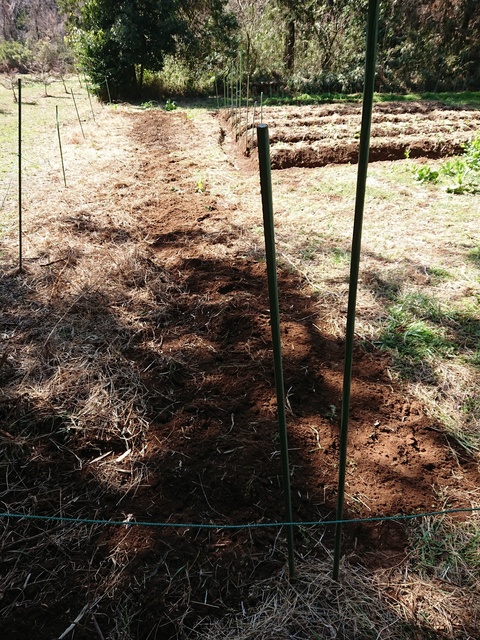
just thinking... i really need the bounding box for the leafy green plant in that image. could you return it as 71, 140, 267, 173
445, 175, 478, 195
141, 100, 160, 109
412, 135, 480, 193
442, 157, 465, 177
164, 98, 177, 111
464, 136, 480, 171
413, 165, 439, 183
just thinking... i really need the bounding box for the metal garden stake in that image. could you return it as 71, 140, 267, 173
257, 123, 296, 579
333, 0, 380, 581
56, 106, 67, 187
18, 78, 22, 272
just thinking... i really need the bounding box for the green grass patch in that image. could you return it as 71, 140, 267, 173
261, 91, 480, 108
378, 293, 454, 367
262, 92, 361, 107
469, 350, 480, 367
330, 247, 350, 264
412, 515, 480, 586
381, 317, 453, 365
425, 266, 452, 283
468, 247, 480, 266
422, 91, 480, 108
378, 291, 480, 374
376, 91, 480, 107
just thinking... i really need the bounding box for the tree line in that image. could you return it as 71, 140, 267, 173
0, 0, 479, 97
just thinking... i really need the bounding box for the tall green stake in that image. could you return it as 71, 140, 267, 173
105, 77, 112, 104
85, 81, 96, 123
18, 78, 22, 273
71, 91, 85, 139
215, 76, 220, 109
56, 106, 67, 187
333, 0, 380, 581
257, 124, 295, 579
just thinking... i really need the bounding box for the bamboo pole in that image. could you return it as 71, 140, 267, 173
252, 101, 257, 151
245, 75, 250, 154
105, 77, 112, 104
215, 76, 220, 109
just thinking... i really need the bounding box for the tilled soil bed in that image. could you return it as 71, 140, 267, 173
224, 100, 480, 168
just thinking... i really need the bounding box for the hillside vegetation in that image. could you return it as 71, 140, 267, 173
0, 1, 479, 97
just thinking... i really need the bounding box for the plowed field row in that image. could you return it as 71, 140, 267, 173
224, 101, 480, 168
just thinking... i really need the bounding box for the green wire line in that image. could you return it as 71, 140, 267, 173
1, 506, 479, 530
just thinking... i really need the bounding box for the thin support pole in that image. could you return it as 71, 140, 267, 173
71, 91, 85, 139
85, 81, 96, 123
105, 77, 112, 104
215, 76, 220, 109
257, 123, 295, 580
235, 69, 239, 129
260, 91, 264, 124
333, 0, 380, 582
239, 51, 243, 110
18, 78, 22, 273
56, 106, 67, 187
237, 54, 242, 129
245, 75, 250, 154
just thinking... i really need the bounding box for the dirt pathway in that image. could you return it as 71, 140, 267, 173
114, 108, 480, 549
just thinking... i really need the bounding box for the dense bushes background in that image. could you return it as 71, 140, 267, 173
0, 0, 478, 96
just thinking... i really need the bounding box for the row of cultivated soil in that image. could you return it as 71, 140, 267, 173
224, 101, 480, 168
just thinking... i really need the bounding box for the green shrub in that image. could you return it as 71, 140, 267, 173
0, 41, 32, 73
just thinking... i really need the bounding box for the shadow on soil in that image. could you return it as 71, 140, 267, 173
1, 232, 477, 639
